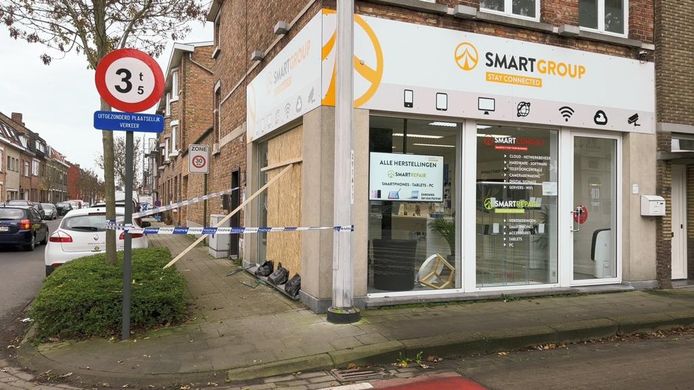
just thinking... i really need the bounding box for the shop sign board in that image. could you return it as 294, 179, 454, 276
369, 152, 444, 202
188, 144, 209, 174
247, 10, 655, 141
246, 13, 322, 142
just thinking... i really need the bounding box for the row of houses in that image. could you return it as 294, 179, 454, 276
0, 111, 99, 205
144, 0, 694, 313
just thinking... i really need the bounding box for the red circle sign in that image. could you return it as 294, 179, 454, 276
192, 155, 207, 169
573, 205, 589, 224
94, 49, 165, 113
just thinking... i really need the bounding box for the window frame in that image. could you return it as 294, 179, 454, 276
213, 81, 222, 143
170, 120, 179, 157
171, 69, 180, 100
31, 159, 39, 176
579, 0, 629, 37
23, 161, 29, 177
212, 12, 221, 58
165, 92, 171, 117
479, 0, 541, 22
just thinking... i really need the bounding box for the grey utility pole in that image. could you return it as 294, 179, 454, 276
121, 130, 134, 339
327, 0, 360, 323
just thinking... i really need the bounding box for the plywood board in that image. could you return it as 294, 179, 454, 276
266, 126, 303, 276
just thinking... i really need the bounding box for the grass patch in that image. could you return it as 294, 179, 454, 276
31, 248, 187, 341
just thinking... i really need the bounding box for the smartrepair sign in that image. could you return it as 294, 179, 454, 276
369, 152, 444, 202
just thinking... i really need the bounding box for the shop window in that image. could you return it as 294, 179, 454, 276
480, 0, 539, 20
368, 117, 459, 293
579, 0, 626, 35
476, 125, 558, 287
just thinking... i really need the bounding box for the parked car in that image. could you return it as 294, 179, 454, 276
55, 201, 73, 216
41, 203, 58, 220
44, 207, 150, 276
0, 205, 49, 251
67, 200, 84, 210
6, 200, 45, 219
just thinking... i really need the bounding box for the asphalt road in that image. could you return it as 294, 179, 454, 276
0, 217, 61, 357
453, 328, 694, 390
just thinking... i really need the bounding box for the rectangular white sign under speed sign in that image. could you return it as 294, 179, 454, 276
188, 144, 209, 174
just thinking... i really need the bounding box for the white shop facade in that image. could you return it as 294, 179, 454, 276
243, 9, 658, 312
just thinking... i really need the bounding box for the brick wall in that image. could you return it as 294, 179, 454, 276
67, 164, 80, 200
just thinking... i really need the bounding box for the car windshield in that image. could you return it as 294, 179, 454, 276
0, 208, 26, 220
7, 200, 28, 206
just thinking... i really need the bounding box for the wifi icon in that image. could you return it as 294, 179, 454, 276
559, 106, 575, 122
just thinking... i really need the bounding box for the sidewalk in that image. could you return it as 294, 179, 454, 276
18, 234, 694, 388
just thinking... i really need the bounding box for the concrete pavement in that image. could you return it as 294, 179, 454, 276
15, 233, 694, 389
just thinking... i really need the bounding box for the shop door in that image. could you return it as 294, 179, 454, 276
671, 165, 687, 279
568, 134, 620, 284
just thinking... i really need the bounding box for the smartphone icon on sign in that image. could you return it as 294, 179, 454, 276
404, 89, 414, 108
436, 92, 448, 111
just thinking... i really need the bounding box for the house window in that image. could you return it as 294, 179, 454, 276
580, 0, 626, 35
0, 150, 3, 172
214, 81, 222, 141
24, 161, 29, 177
164, 138, 170, 161
172, 70, 179, 100
171, 124, 178, 155
32, 159, 39, 176
165, 92, 171, 116
213, 12, 221, 57
480, 0, 539, 20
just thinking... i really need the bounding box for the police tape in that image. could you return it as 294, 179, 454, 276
105, 221, 353, 235
133, 187, 240, 218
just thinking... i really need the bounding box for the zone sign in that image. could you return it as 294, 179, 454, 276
95, 49, 165, 113
189, 144, 209, 174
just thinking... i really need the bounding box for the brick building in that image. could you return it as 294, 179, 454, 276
0, 114, 27, 201
654, 0, 694, 286
201, 0, 663, 312
66, 163, 81, 200
154, 42, 215, 226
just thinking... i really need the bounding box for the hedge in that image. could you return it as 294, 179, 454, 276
31, 248, 187, 341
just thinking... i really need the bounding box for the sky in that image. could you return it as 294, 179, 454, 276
0, 20, 212, 179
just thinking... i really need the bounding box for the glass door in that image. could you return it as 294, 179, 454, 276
569, 134, 620, 284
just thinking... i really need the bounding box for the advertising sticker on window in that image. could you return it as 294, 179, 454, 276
369, 152, 444, 202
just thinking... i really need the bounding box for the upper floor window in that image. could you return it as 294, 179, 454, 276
170, 122, 179, 156
171, 70, 179, 100
213, 12, 221, 58
480, 0, 539, 20
35, 141, 46, 153
31, 159, 39, 176
23, 161, 29, 177
580, 0, 627, 35
165, 92, 171, 116
213, 81, 222, 142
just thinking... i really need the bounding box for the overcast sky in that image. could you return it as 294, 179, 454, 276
0, 21, 212, 178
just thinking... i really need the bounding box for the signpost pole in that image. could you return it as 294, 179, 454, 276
121, 130, 134, 340
203, 173, 208, 226
328, 0, 360, 324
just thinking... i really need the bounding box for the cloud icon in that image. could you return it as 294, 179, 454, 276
594, 110, 608, 125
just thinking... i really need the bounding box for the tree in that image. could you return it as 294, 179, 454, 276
1, 0, 205, 264
79, 168, 104, 205
96, 135, 142, 189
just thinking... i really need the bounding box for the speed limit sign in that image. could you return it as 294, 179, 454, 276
189, 144, 209, 174
95, 49, 165, 113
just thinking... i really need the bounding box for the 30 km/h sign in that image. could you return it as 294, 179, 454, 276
189, 144, 209, 174
95, 48, 165, 113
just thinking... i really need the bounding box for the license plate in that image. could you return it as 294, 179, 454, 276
0, 226, 8, 232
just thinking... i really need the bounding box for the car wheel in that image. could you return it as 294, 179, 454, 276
24, 235, 35, 251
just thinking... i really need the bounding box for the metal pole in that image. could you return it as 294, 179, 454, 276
328, 0, 360, 323
121, 130, 134, 340
203, 173, 208, 226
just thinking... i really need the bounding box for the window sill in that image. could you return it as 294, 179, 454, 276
472, 10, 554, 33
212, 46, 221, 59
577, 28, 646, 49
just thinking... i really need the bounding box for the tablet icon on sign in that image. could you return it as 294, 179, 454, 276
593, 110, 608, 125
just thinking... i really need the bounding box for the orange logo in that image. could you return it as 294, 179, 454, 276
322, 10, 384, 107
454, 42, 479, 71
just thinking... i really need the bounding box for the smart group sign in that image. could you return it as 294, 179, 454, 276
247, 9, 655, 140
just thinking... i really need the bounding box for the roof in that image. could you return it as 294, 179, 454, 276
157, 41, 214, 111
207, 0, 222, 21
0, 114, 29, 152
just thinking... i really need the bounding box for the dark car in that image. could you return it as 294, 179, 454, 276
55, 201, 73, 216
41, 203, 58, 220
0, 206, 49, 251
6, 200, 45, 219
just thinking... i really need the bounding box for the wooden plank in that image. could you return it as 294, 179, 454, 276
260, 157, 303, 172
163, 163, 295, 269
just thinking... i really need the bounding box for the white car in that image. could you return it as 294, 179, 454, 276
44, 207, 150, 276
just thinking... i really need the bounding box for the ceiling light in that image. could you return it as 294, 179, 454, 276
428, 121, 458, 127
392, 133, 443, 139
412, 143, 455, 148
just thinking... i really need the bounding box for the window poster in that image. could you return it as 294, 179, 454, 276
369, 152, 444, 202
